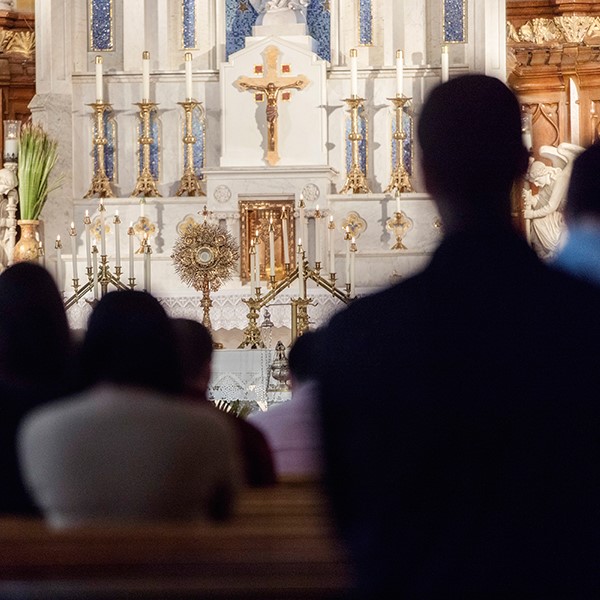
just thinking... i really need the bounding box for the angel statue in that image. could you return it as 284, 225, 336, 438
522, 142, 584, 260
0, 164, 19, 270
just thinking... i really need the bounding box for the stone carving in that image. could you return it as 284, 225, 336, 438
301, 183, 320, 203
507, 15, 599, 46
0, 164, 19, 271
258, 0, 309, 12
214, 184, 232, 204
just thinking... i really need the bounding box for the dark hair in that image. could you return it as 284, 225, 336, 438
417, 74, 527, 205
171, 318, 213, 385
288, 331, 319, 384
564, 142, 600, 221
0, 262, 72, 393
79, 290, 183, 394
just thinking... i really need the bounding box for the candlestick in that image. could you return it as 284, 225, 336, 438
128, 222, 135, 282
84, 210, 92, 269
315, 206, 322, 266
69, 222, 78, 281
142, 50, 150, 102
298, 240, 305, 298
114, 211, 121, 269
441, 45, 449, 83
99, 200, 106, 255
281, 208, 290, 264
185, 52, 193, 101
95, 55, 103, 103
350, 48, 358, 98
328, 216, 335, 275
55, 235, 63, 294
268, 217, 275, 279
396, 49, 404, 96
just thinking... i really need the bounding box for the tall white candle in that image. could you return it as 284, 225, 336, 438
99, 200, 106, 255
328, 216, 335, 274
92, 246, 99, 299
114, 211, 121, 269
298, 195, 307, 251
69, 222, 78, 281
350, 237, 356, 297
128, 223, 135, 282
143, 234, 150, 292
255, 243, 261, 290
139, 198, 145, 218
84, 210, 92, 269
249, 241, 256, 291
298, 240, 305, 298
315, 206, 322, 266
395, 191, 401, 214
350, 48, 358, 97
441, 45, 449, 83
55, 236, 63, 294
185, 52, 193, 100
396, 49, 404, 96
142, 50, 150, 102
345, 228, 351, 286
268, 218, 275, 278
281, 208, 290, 264
95, 55, 103, 103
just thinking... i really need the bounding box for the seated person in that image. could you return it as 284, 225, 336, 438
248, 331, 322, 479
18, 291, 241, 528
172, 317, 277, 487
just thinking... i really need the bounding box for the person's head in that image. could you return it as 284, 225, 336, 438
79, 290, 183, 394
417, 74, 529, 231
564, 142, 600, 225
171, 317, 214, 397
0, 262, 72, 392
288, 331, 319, 389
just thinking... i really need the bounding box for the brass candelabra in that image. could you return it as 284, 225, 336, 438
339, 96, 371, 194
84, 101, 115, 199
131, 101, 161, 197
176, 100, 205, 196
385, 94, 413, 195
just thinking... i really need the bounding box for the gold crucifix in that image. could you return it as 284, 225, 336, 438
235, 45, 310, 165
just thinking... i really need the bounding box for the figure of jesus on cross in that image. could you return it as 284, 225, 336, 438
235, 45, 310, 165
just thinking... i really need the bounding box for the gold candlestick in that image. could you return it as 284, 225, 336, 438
84, 101, 115, 199
176, 100, 205, 196
339, 96, 371, 194
131, 101, 161, 197
385, 95, 413, 195
386, 210, 413, 250
291, 297, 311, 341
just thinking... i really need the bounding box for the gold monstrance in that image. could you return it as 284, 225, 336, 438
172, 208, 239, 346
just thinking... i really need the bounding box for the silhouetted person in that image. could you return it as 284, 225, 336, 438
19, 291, 241, 527
0, 262, 74, 515
171, 317, 276, 487
317, 75, 600, 597
249, 331, 323, 479
553, 141, 600, 285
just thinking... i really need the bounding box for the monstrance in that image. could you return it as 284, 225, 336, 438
172, 209, 239, 346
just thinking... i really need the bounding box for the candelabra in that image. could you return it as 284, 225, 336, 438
84, 101, 115, 199
176, 100, 205, 197
339, 96, 371, 194
385, 95, 413, 195
131, 101, 161, 197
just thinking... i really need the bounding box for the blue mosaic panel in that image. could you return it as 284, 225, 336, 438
93, 111, 116, 181
307, 0, 331, 62
359, 0, 373, 46
138, 111, 160, 180
392, 111, 414, 175
226, 0, 258, 59
182, 0, 196, 49
89, 0, 113, 51
192, 107, 205, 178
443, 0, 467, 43
345, 108, 367, 175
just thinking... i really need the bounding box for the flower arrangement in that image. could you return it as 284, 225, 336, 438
17, 123, 61, 221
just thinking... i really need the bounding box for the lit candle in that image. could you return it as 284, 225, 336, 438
99, 200, 106, 256
298, 239, 305, 298
315, 206, 322, 266
55, 235, 63, 294
69, 222, 78, 281
328, 216, 335, 274
185, 52, 193, 101
95, 55, 103, 103
114, 210, 121, 269
143, 233, 151, 292
142, 50, 150, 102
254, 232, 261, 289
139, 198, 146, 219
441, 45, 449, 83
396, 49, 404, 96
395, 190, 401, 214
345, 228, 351, 286
350, 48, 358, 97
92, 246, 99, 299
350, 237, 356, 297
84, 210, 92, 269
128, 222, 135, 282
249, 240, 256, 291
298, 195, 307, 250
268, 217, 275, 278
281, 208, 290, 264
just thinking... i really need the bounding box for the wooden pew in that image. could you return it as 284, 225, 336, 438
0, 480, 353, 599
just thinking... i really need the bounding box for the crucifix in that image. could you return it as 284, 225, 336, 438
235, 45, 310, 165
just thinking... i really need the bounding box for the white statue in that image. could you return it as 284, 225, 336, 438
256, 0, 309, 13
0, 164, 18, 270
523, 142, 584, 259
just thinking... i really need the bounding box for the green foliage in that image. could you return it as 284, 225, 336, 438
17, 123, 61, 220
